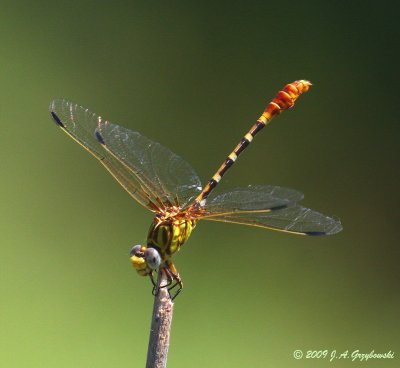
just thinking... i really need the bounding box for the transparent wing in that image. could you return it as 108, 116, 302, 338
95, 121, 202, 209
201, 205, 343, 235
50, 99, 166, 211
193, 185, 304, 216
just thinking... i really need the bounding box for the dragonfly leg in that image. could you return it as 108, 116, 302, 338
150, 271, 157, 287
149, 264, 183, 300
150, 268, 174, 297
150, 272, 159, 296
164, 262, 183, 300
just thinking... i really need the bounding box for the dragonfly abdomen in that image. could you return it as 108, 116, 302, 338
261, 80, 311, 122
194, 80, 312, 204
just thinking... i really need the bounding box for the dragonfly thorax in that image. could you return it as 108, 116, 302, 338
130, 216, 196, 278
147, 217, 196, 260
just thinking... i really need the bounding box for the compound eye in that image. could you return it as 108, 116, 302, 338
144, 248, 161, 270
130, 244, 142, 257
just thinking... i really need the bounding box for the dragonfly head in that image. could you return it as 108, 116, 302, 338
130, 244, 161, 276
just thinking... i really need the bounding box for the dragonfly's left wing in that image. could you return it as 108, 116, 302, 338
201, 204, 343, 235
50, 99, 158, 210
95, 121, 202, 209
50, 99, 203, 211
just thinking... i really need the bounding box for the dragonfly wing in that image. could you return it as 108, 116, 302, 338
96, 121, 202, 208
192, 185, 304, 216
50, 99, 158, 210
201, 205, 343, 235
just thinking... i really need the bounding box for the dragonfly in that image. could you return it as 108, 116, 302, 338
49, 80, 342, 299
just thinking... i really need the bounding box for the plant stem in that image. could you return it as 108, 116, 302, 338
146, 270, 174, 368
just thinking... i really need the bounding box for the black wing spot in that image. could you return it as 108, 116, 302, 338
50, 112, 65, 128
270, 204, 288, 211
304, 231, 326, 236
95, 128, 105, 145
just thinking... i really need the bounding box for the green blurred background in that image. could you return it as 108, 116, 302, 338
1, 1, 399, 367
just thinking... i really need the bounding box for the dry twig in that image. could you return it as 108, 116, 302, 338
146, 270, 174, 368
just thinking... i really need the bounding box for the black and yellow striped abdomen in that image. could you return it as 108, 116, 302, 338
194, 80, 311, 205
147, 218, 197, 260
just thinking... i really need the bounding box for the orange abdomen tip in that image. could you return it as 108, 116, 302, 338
262, 80, 312, 121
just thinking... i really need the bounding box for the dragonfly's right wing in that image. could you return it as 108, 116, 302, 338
186, 185, 342, 235
196, 185, 304, 215
50, 99, 158, 210
201, 204, 343, 235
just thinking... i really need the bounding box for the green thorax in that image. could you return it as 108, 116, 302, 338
147, 217, 197, 259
